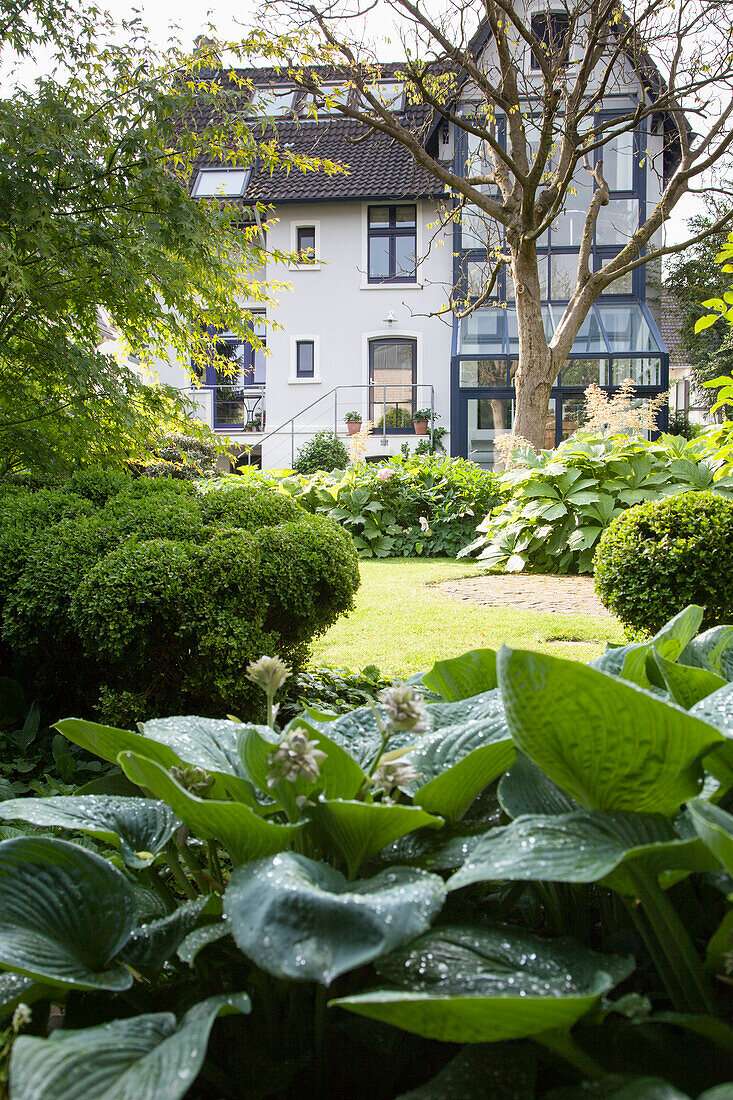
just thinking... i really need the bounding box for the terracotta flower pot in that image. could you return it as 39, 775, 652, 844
347, 420, 362, 435
413, 418, 429, 436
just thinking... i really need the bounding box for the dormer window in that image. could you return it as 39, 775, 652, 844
192, 168, 251, 197
362, 82, 405, 110
530, 11, 571, 70
247, 86, 297, 117
305, 83, 351, 115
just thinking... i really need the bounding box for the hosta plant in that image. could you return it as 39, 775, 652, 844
464, 431, 733, 574
0, 610, 733, 1096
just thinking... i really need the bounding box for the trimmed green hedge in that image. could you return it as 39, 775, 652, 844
594, 490, 733, 633
0, 476, 359, 725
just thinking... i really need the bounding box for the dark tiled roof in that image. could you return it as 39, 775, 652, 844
190, 65, 446, 205
660, 288, 691, 371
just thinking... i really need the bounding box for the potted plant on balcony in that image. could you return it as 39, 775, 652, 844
413, 408, 437, 435
344, 411, 363, 435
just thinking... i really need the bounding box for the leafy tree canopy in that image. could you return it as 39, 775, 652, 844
0, 2, 326, 476
665, 210, 733, 412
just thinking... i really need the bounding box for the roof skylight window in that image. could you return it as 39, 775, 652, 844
247, 86, 297, 117
362, 82, 404, 109
306, 83, 351, 114
192, 168, 251, 197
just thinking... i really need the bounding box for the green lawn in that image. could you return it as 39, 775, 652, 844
311, 558, 625, 677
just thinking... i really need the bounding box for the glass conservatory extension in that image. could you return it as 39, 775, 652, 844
452, 301, 668, 469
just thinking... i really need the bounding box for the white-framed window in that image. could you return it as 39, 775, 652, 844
247, 86, 297, 117
192, 168, 251, 197
289, 335, 320, 383
289, 220, 321, 270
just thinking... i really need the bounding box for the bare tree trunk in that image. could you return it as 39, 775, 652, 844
511, 240, 554, 448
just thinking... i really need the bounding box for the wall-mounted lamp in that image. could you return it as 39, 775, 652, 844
383, 309, 396, 326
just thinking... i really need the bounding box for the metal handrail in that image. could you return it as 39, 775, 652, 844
234, 383, 436, 465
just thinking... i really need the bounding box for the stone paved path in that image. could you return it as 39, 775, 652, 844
434, 573, 613, 617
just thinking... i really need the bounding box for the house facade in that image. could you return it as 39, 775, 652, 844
153, 13, 673, 470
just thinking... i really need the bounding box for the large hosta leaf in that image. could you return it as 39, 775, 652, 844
422, 649, 498, 702
120, 897, 218, 974
307, 798, 443, 878
396, 1043, 536, 1099
547, 1077, 695, 1099
498, 754, 580, 818
118, 752, 299, 864
409, 698, 514, 822
448, 811, 717, 896
679, 625, 733, 681
57, 717, 256, 805
649, 652, 727, 711
688, 798, 733, 875
237, 721, 365, 809
223, 852, 445, 985
590, 606, 704, 689
497, 648, 722, 814
0, 837, 136, 991
333, 925, 633, 1042
0, 796, 179, 869
0, 973, 50, 1021
8, 992, 250, 1100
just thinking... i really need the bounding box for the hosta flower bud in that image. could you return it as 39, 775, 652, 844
246, 655, 291, 695
171, 765, 214, 796
267, 726, 327, 788
378, 683, 429, 732
12, 1004, 32, 1031
372, 757, 420, 801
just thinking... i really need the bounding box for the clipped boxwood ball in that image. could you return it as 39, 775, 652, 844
594, 490, 733, 634
0, 474, 360, 725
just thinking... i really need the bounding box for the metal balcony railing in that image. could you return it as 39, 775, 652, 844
236, 383, 436, 467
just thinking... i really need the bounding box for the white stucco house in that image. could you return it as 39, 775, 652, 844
152, 9, 676, 470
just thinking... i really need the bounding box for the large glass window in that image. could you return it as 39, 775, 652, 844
208, 317, 266, 428
530, 12, 571, 69
571, 310, 606, 354
610, 357, 661, 386
368, 206, 417, 282
596, 199, 638, 245
369, 338, 417, 428
460, 308, 506, 353
602, 128, 635, 193
459, 359, 508, 387
550, 253, 578, 299
561, 359, 605, 386
247, 87, 296, 117
600, 303, 656, 353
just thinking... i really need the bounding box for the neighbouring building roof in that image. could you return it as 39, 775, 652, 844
660, 288, 692, 373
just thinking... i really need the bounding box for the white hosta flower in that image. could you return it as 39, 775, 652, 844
378, 683, 429, 732
267, 727, 327, 788
12, 1004, 32, 1031
418, 515, 430, 534
246, 655, 291, 695
372, 757, 420, 801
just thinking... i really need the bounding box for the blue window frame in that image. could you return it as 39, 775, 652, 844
369, 338, 417, 429
205, 318, 266, 429
368, 205, 417, 283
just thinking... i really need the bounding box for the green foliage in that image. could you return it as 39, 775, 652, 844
0, 476, 359, 724
293, 430, 350, 475
0, 606, 731, 1094
466, 431, 733, 574
279, 453, 503, 558
377, 407, 413, 429
665, 212, 733, 409
0, 4, 332, 478
594, 491, 733, 634
134, 431, 225, 480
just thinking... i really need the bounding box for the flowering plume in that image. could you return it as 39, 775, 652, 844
267, 726, 327, 788
378, 683, 429, 732
349, 420, 373, 464
245, 655, 291, 695
583, 379, 667, 438
371, 756, 420, 802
